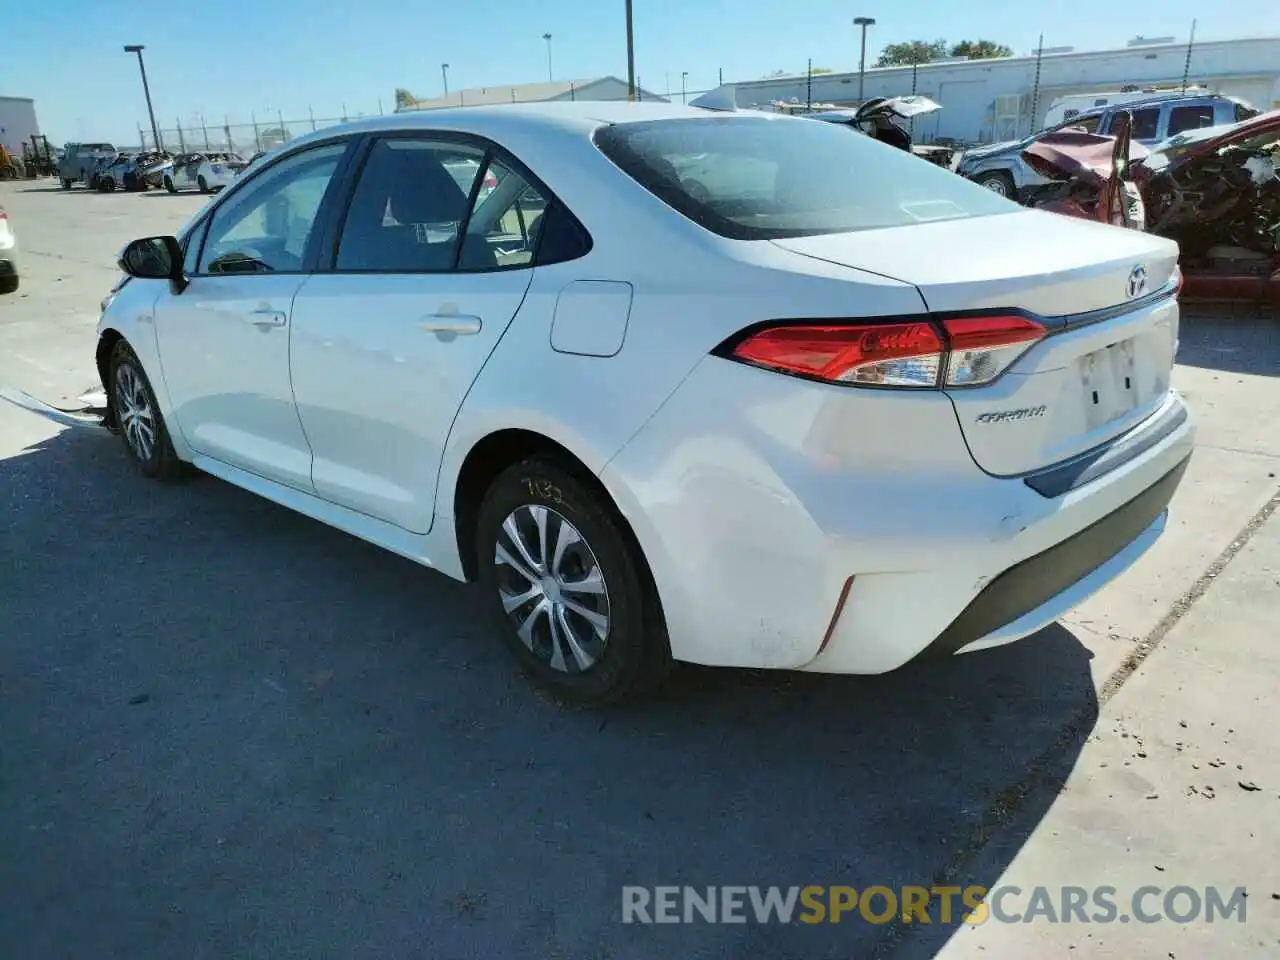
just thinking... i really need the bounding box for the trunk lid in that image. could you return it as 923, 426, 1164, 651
771, 210, 1181, 476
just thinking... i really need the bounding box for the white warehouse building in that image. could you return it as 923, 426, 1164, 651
705, 35, 1280, 144
0, 96, 41, 156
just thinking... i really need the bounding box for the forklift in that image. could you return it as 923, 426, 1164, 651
22, 135, 59, 178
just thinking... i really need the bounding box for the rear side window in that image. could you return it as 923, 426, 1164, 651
594, 116, 1016, 241
1129, 108, 1160, 140
1236, 103, 1261, 123
1167, 105, 1216, 136
457, 156, 546, 270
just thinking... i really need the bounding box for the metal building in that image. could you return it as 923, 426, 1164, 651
702, 36, 1280, 144
0, 97, 41, 156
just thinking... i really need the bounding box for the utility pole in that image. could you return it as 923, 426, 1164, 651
123, 45, 163, 151
543, 33, 553, 82
854, 17, 876, 101
1030, 33, 1045, 137
625, 0, 636, 101
806, 59, 813, 112
1181, 19, 1197, 93
441, 63, 450, 97
681, 71, 688, 104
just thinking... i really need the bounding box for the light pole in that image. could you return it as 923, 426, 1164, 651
624, 0, 636, 101
853, 16, 876, 100
543, 33, 553, 82
441, 63, 450, 97
681, 71, 689, 104
123, 45, 162, 151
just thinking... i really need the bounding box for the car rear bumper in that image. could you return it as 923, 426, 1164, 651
602, 354, 1195, 673
916, 453, 1187, 660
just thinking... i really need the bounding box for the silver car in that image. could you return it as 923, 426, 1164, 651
956, 93, 1257, 200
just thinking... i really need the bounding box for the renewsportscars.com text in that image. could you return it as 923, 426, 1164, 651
621, 885, 1248, 926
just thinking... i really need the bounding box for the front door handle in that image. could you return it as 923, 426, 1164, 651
419, 314, 482, 336
248, 309, 287, 328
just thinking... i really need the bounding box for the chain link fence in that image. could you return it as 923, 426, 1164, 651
137, 108, 385, 156
134, 86, 723, 155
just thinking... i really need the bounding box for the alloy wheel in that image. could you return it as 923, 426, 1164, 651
493, 504, 611, 673
114, 364, 156, 462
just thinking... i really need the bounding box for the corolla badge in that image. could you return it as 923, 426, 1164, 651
975, 405, 1048, 424
1127, 265, 1148, 299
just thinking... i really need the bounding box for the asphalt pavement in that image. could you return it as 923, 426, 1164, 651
1, 179, 1277, 959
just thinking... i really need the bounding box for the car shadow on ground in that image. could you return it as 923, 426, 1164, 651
1176, 313, 1280, 377
0, 422, 1100, 960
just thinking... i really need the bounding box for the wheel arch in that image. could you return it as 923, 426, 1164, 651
450, 427, 658, 607
94, 327, 126, 395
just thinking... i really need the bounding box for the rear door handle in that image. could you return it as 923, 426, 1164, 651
419, 314, 482, 336
248, 309, 287, 328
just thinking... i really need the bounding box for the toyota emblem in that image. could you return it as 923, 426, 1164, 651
1127, 265, 1147, 299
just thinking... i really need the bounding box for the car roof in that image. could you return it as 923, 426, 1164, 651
1103, 92, 1237, 112
279, 100, 758, 149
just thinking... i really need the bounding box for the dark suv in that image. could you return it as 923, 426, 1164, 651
955, 93, 1259, 200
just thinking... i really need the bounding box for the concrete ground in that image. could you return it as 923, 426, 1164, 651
1, 179, 1277, 958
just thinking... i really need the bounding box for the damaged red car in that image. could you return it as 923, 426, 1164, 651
1023, 109, 1280, 306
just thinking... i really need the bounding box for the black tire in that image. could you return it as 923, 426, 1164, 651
107, 340, 185, 481
60, 178, 72, 190
197, 175, 210, 194
164, 176, 177, 193
974, 170, 1016, 200
87, 174, 99, 190
0, 274, 17, 295
476, 456, 672, 706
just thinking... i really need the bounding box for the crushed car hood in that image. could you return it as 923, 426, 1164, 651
853, 95, 941, 122
1023, 131, 1150, 185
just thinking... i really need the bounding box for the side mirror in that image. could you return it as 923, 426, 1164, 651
119, 235, 187, 293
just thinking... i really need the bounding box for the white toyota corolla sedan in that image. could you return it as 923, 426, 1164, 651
96, 102, 1194, 704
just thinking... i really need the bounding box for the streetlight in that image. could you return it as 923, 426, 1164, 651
624, 0, 636, 101
441, 63, 450, 97
123, 45, 162, 151
681, 71, 689, 104
543, 33, 553, 82
853, 16, 876, 100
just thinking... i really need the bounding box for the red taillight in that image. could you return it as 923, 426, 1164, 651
942, 315, 1046, 386
726, 314, 1046, 389
731, 321, 944, 387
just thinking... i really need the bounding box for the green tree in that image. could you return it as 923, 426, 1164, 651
950, 39, 1013, 60
811, 67, 834, 74
394, 88, 418, 109
874, 39, 947, 67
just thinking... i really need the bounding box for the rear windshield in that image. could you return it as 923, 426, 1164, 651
593, 115, 1017, 240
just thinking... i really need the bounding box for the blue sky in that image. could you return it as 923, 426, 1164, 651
5, 0, 1280, 143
